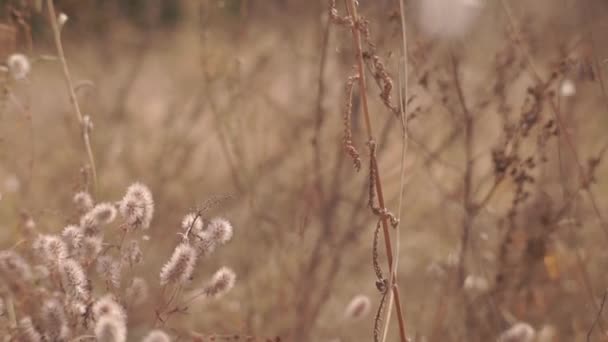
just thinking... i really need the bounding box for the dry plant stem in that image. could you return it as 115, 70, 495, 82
500, 0, 607, 327
381, 0, 409, 340
46, 0, 98, 193
313, 8, 331, 201
503, 0, 608, 243
343, 0, 407, 341
450, 53, 474, 286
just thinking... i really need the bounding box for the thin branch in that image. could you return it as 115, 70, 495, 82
46, 0, 97, 192
342, 0, 408, 340
450, 52, 474, 286
381, 0, 409, 340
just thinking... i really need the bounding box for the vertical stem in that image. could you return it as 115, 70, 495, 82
47, 0, 98, 193
450, 53, 474, 286
344, 1, 407, 341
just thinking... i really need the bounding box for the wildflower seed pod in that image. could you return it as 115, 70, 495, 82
7, 53, 30, 80
181, 213, 204, 234
59, 258, 89, 301
40, 298, 70, 340
65, 299, 87, 326
343, 295, 371, 321
201, 266, 236, 299
119, 183, 154, 230
207, 218, 233, 245
94, 314, 127, 342
191, 230, 217, 257
33, 234, 68, 268
81, 203, 117, 233
73, 191, 94, 213
93, 294, 126, 321
62, 225, 84, 252
142, 330, 171, 342
91, 203, 117, 224
160, 243, 197, 286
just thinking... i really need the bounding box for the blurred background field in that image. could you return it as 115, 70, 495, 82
1, 0, 608, 341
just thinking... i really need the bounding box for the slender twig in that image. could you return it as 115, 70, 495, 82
46, 0, 97, 193
499, 0, 607, 328
381, 0, 409, 341
342, 1, 408, 340
450, 52, 474, 286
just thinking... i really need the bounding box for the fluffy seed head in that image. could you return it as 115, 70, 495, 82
65, 299, 87, 326
207, 217, 233, 245
18, 316, 42, 342
160, 243, 197, 286
344, 295, 371, 321
142, 330, 171, 342
202, 266, 236, 299
59, 258, 89, 301
62, 225, 83, 251
119, 183, 154, 230
92, 203, 118, 224
498, 322, 536, 342
181, 213, 204, 233
40, 298, 69, 339
7, 53, 30, 80
81, 203, 117, 232
73, 191, 94, 212
93, 294, 126, 321
191, 230, 217, 257
126, 277, 149, 307
94, 315, 127, 342
33, 234, 68, 267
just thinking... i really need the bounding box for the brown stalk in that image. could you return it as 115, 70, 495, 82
343, 0, 408, 340
46, 0, 98, 193
450, 52, 475, 286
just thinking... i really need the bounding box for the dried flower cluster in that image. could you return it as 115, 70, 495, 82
0, 183, 237, 340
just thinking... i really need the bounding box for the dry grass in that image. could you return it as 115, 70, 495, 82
0, 0, 608, 341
